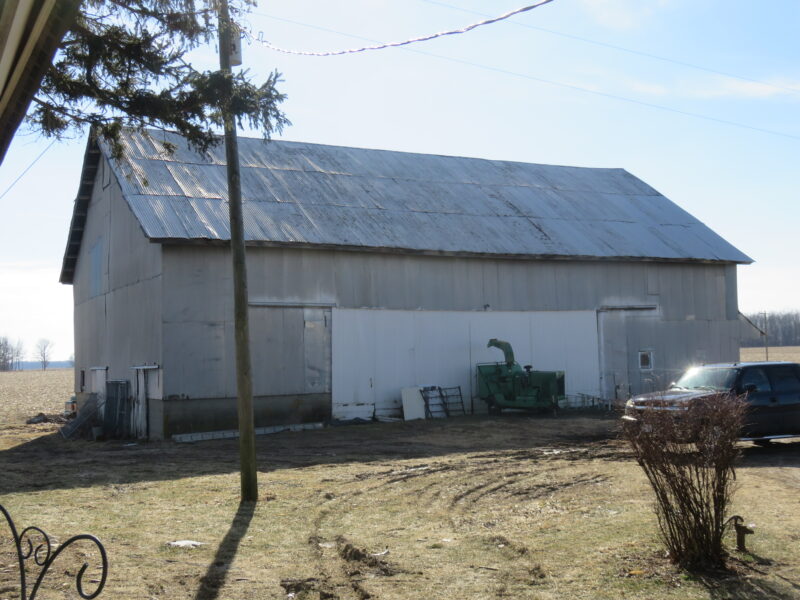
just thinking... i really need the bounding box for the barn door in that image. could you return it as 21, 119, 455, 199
249, 306, 332, 397
104, 380, 131, 438
332, 308, 602, 420
302, 308, 332, 395
597, 308, 657, 402
598, 311, 630, 402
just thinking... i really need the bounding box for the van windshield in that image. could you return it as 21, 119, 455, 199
674, 367, 738, 391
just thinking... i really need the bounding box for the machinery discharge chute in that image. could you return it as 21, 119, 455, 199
477, 338, 565, 414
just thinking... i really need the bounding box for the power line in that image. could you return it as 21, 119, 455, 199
421, 0, 800, 97
0, 139, 56, 201
246, 13, 800, 142
247, 0, 554, 56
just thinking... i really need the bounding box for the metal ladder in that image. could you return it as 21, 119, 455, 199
420, 387, 448, 418
60, 396, 103, 439
438, 386, 466, 416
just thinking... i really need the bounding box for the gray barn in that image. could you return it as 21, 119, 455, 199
60, 130, 750, 439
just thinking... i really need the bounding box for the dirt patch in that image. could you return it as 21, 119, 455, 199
280, 577, 337, 599
336, 536, 400, 577
25, 411, 71, 424
487, 534, 530, 557
613, 548, 685, 586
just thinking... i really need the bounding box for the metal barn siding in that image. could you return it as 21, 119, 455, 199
71, 155, 163, 435
154, 245, 741, 430
158, 248, 334, 434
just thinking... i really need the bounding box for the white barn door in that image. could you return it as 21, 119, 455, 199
332, 309, 600, 420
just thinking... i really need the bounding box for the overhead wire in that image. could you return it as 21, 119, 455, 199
421, 0, 800, 97
0, 139, 57, 201
246, 12, 800, 142
247, 0, 554, 56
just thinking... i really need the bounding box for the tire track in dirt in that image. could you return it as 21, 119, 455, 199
334, 444, 619, 516
289, 484, 412, 599
295, 530, 406, 599
281, 434, 624, 598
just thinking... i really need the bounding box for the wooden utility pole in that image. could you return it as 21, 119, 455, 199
218, 0, 258, 502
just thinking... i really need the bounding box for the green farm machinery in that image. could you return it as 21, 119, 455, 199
476, 338, 566, 414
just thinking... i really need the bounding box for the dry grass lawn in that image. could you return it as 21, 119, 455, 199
0, 370, 799, 599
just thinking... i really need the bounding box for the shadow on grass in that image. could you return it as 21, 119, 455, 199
697, 571, 800, 600
739, 440, 800, 467
194, 502, 255, 600
680, 549, 800, 600
0, 412, 625, 495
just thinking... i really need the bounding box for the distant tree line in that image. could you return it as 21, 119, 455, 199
0, 337, 25, 371
741, 311, 800, 347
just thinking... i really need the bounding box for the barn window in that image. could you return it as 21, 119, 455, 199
80, 369, 85, 392
639, 351, 653, 371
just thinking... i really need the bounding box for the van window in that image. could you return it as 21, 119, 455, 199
740, 368, 771, 393
767, 365, 800, 393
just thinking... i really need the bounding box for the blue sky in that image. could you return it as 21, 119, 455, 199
1, 0, 798, 359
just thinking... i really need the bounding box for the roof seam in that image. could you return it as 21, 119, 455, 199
147, 237, 749, 263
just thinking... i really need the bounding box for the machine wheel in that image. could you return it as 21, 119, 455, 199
488, 400, 502, 416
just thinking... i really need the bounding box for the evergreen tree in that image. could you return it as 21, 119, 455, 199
28, 0, 288, 154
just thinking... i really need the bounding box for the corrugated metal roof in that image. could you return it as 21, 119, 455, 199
94, 129, 753, 266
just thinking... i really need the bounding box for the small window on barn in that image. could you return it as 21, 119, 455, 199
80, 369, 85, 392
639, 351, 653, 371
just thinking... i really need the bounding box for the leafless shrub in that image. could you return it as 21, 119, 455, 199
622, 394, 746, 570
36, 338, 53, 371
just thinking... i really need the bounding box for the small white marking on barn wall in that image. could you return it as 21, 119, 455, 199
90, 366, 107, 417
